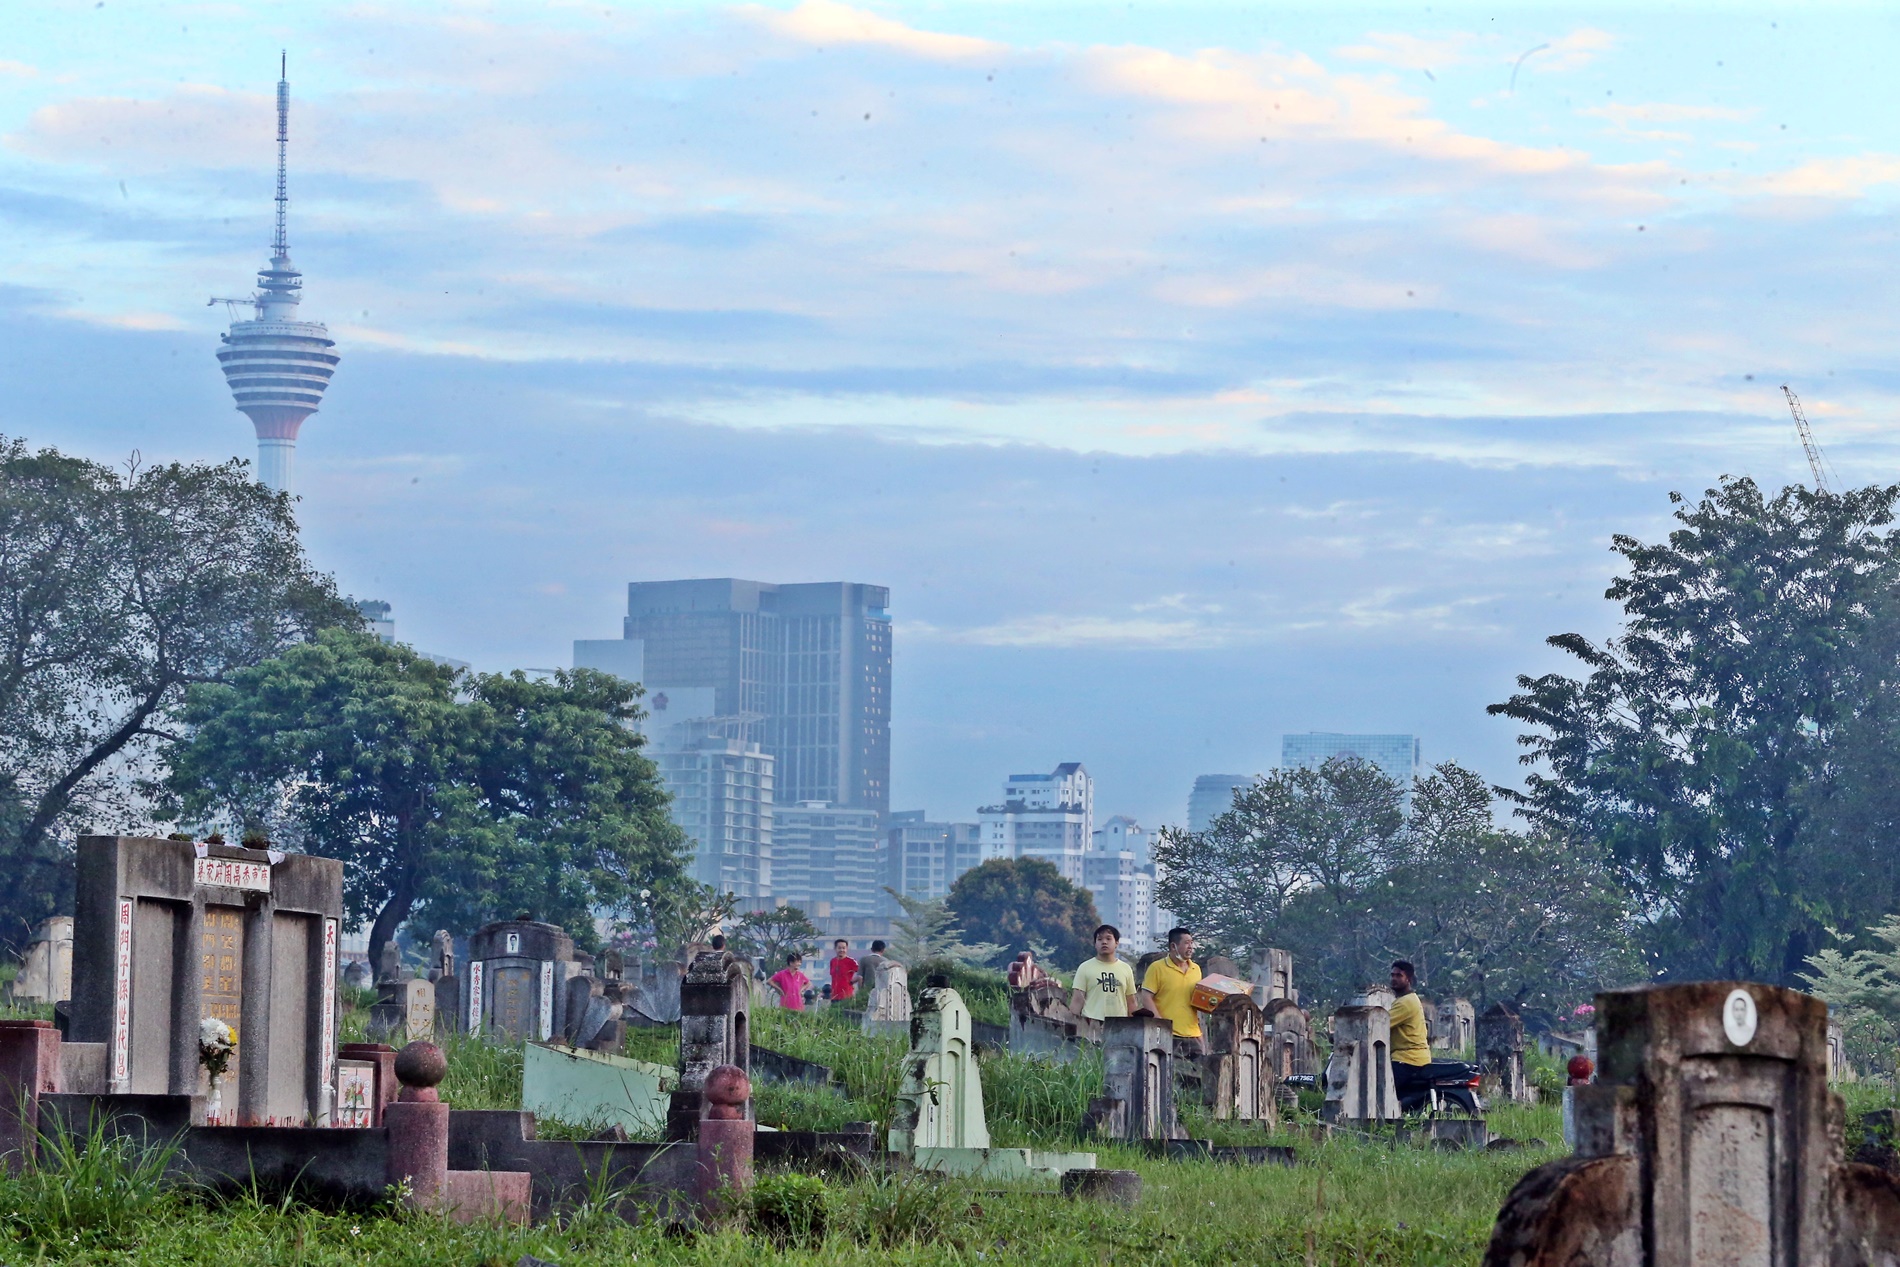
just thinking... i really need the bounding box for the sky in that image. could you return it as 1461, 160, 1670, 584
2, 1, 1898, 830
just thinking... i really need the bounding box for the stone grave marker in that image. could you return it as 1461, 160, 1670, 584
861, 959, 911, 1037
465, 919, 580, 1043
1248, 946, 1295, 1006
1083, 1015, 1184, 1141
1484, 982, 1900, 1265
6, 916, 73, 1005
1321, 1000, 1401, 1124
1435, 997, 1476, 1052
428, 930, 460, 1038
66, 835, 343, 1125
369, 977, 435, 1045
1827, 1014, 1856, 1083
342, 960, 371, 993
891, 981, 1096, 1180
1008, 972, 1098, 1061
1264, 997, 1317, 1084
667, 950, 750, 1140
1201, 993, 1275, 1126
1478, 1002, 1531, 1104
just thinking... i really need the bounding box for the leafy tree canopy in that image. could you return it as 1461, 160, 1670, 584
1490, 477, 1900, 982
946, 857, 1099, 968
0, 436, 352, 950
1156, 757, 1638, 1010
883, 887, 1006, 968
730, 905, 823, 970
161, 629, 690, 965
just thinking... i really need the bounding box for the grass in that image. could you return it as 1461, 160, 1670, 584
28, 987, 1841, 1263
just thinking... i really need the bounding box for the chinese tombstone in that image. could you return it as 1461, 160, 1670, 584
1201, 993, 1276, 1126
67, 836, 343, 1125
1322, 999, 1401, 1124
463, 919, 582, 1042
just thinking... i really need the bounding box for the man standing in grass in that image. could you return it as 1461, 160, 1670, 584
1069, 924, 1136, 1021
827, 938, 859, 1004
1138, 926, 1204, 1058
770, 951, 811, 1011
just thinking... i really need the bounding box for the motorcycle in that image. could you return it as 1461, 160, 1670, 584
1395, 1060, 1484, 1117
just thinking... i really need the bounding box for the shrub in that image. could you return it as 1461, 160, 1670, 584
749, 1171, 829, 1245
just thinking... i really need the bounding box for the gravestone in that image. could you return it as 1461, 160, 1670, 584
1363, 984, 1395, 1011
377, 939, 403, 985
1322, 1001, 1400, 1123
1478, 1002, 1531, 1104
1200, 994, 1275, 1126
630, 953, 684, 1024
1264, 997, 1317, 1084
861, 959, 911, 1037
1009, 975, 1098, 1061
890, 981, 1097, 1181
342, 960, 371, 992
1484, 982, 1900, 1265
1202, 953, 1242, 981
1083, 1015, 1184, 1141
67, 836, 343, 1126
369, 978, 435, 1045
562, 965, 636, 1053
1827, 1014, 1856, 1083
464, 919, 580, 1043
667, 950, 750, 1140
1248, 947, 1295, 1005
1435, 997, 1476, 1052
429, 931, 461, 1039
7, 916, 73, 1005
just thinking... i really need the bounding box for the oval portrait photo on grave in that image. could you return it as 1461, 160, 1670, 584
1722, 987, 1758, 1047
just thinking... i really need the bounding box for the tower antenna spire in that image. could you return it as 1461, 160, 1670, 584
274, 51, 289, 256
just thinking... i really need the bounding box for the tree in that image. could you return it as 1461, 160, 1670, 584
730, 905, 822, 969
1154, 755, 1408, 977
161, 630, 690, 965
1803, 914, 1900, 1082
1379, 764, 1639, 1010
883, 887, 1006, 967
1490, 477, 1900, 982
0, 437, 351, 950
946, 858, 1099, 968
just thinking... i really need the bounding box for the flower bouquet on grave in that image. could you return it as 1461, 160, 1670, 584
198, 1017, 237, 1123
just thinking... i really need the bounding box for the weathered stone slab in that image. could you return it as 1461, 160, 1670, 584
1478, 1002, 1530, 1105
521, 1042, 674, 1137
1484, 982, 1900, 1266
1084, 1015, 1183, 1142
1200, 994, 1276, 1127
1321, 1001, 1400, 1123
6, 917, 73, 1004
667, 951, 749, 1140
861, 960, 911, 1037
1434, 997, 1475, 1052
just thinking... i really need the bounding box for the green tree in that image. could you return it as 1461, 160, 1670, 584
730, 905, 823, 969
1803, 915, 1900, 1082
1489, 477, 1900, 982
883, 887, 1006, 967
946, 857, 1099, 968
1154, 755, 1408, 978
0, 437, 351, 950
162, 629, 689, 965
1380, 764, 1639, 1010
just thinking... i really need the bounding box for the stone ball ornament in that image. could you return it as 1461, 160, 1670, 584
395, 1040, 448, 1101
704, 1064, 751, 1120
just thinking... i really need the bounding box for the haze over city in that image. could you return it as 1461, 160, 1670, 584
2, 1, 1893, 827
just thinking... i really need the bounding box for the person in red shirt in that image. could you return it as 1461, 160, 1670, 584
827, 938, 859, 1003
769, 952, 811, 1011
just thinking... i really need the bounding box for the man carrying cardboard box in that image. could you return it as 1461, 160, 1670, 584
1138, 926, 1205, 1059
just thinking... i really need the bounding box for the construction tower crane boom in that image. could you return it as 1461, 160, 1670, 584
1781, 385, 1830, 493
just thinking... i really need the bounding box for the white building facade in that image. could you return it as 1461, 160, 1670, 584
980, 762, 1093, 886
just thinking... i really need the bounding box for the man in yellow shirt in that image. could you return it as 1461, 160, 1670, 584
1386, 960, 1434, 1097
1138, 927, 1204, 1058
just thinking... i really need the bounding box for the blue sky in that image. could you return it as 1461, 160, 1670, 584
2, 1, 1897, 828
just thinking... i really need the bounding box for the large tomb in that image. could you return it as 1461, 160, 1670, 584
67, 836, 343, 1126
463, 919, 583, 1043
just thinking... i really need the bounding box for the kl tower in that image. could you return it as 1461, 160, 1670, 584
215, 55, 339, 493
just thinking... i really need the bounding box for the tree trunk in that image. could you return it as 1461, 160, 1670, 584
366, 869, 418, 977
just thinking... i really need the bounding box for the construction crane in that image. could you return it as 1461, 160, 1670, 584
1781, 384, 1832, 493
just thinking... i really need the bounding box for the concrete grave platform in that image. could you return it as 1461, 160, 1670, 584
521, 1041, 674, 1136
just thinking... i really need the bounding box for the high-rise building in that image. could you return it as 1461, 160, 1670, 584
612, 579, 891, 820
980, 763, 1093, 886
215, 58, 339, 494
771, 803, 884, 920
1083, 815, 1155, 952
652, 734, 773, 905
887, 811, 982, 903
1187, 774, 1250, 833
1281, 733, 1421, 783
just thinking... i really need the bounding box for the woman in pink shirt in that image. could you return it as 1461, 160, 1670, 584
769, 952, 811, 1011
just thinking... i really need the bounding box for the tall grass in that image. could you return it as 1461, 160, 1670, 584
0, 1116, 184, 1252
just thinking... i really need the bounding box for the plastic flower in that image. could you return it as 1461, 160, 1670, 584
1573, 1003, 1596, 1017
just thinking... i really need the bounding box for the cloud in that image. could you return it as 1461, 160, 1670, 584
910, 613, 1244, 650
1336, 32, 1479, 71
1752, 155, 1900, 199
746, 0, 1004, 62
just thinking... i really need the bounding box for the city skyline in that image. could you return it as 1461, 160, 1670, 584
5, 4, 1893, 829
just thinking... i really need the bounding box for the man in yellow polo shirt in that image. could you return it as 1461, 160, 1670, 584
1138, 927, 1204, 1058
1386, 960, 1433, 1096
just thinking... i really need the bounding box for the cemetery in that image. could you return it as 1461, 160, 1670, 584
0, 837, 1898, 1264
